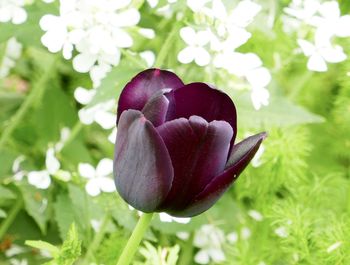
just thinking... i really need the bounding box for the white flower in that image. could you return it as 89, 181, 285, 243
159, 213, 191, 224
74, 87, 97, 105
78, 158, 116, 197
226, 232, 238, 244
5, 245, 26, 257
187, 0, 212, 13
326, 241, 342, 253
298, 35, 347, 72
138, 28, 156, 39
108, 128, 117, 143
0, 38, 22, 78
139, 50, 156, 67
0, 0, 27, 24
176, 231, 190, 240
284, 0, 320, 23
248, 209, 264, 221
194, 225, 226, 264
9, 259, 28, 265
251, 144, 265, 167
274, 226, 288, 238
309, 1, 350, 38
78, 100, 116, 129
251, 87, 270, 110
177, 27, 211, 66
241, 227, 251, 240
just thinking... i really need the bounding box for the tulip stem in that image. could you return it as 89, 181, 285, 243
116, 213, 154, 265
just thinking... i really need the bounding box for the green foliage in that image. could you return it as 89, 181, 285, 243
135, 242, 180, 265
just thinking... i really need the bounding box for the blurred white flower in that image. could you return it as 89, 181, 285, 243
5, 245, 26, 257
187, 0, 212, 13
241, 227, 251, 240
251, 87, 270, 110
251, 144, 265, 167
0, 0, 27, 24
78, 158, 115, 197
9, 259, 27, 265
139, 50, 156, 67
0, 38, 22, 78
298, 36, 346, 72
178, 27, 211, 66
194, 225, 226, 264
226, 231, 238, 244
138, 28, 156, 39
108, 128, 117, 143
309, 1, 350, 38
275, 226, 288, 238
326, 241, 342, 253
176, 231, 190, 240
159, 213, 191, 224
248, 209, 264, 221
74, 87, 97, 105
40, 0, 140, 84
284, 0, 320, 23
78, 100, 116, 129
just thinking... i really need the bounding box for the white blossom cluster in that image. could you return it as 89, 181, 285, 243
178, 0, 271, 110
39, 0, 142, 88
0, 0, 27, 24
12, 128, 71, 190
284, 0, 350, 72
0, 38, 22, 78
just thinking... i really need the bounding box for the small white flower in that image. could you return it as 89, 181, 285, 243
248, 209, 264, 221
0, 0, 27, 24
138, 28, 156, 39
159, 213, 191, 224
78, 158, 116, 197
284, 0, 320, 23
274, 226, 288, 238
298, 36, 346, 72
108, 128, 117, 143
176, 231, 190, 240
251, 144, 265, 167
5, 245, 26, 257
226, 231, 238, 244
9, 259, 28, 265
27, 170, 52, 190
0, 38, 22, 78
178, 26, 211, 66
194, 225, 226, 264
74, 87, 97, 105
187, 0, 212, 13
241, 227, 251, 240
251, 87, 270, 110
78, 100, 116, 129
139, 50, 156, 67
326, 241, 342, 253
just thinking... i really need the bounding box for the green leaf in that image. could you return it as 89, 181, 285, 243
17, 183, 50, 234
54, 192, 76, 241
0, 208, 6, 218
232, 92, 325, 128
87, 60, 144, 107
0, 185, 15, 201
25, 240, 59, 256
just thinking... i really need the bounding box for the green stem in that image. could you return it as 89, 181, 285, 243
0, 60, 55, 150
59, 122, 83, 154
116, 213, 154, 265
154, 23, 181, 68
0, 198, 23, 240
178, 233, 194, 265
82, 212, 111, 265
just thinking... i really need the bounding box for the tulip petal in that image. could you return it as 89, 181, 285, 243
117, 69, 184, 122
114, 110, 174, 212
142, 91, 170, 127
173, 82, 237, 143
157, 116, 233, 212
171, 132, 266, 217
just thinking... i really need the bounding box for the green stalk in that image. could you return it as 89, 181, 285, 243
0, 60, 55, 150
82, 212, 111, 265
0, 198, 23, 240
154, 23, 181, 68
116, 213, 154, 265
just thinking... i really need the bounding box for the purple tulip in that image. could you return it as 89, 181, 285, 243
114, 69, 266, 217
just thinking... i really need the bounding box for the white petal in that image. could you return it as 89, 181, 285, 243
171, 216, 191, 224
195, 30, 211, 46
335, 15, 350, 37
187, 0, 210, 12
318, 1, 340, 20
177, 47, 196, 64
230, 0, 261, 27
226, 27, 251, 49
194, 48, 211, 66
94, 111, 116, 129
96, 158, 113, 177
62, 43, 73, 60
212, 0, 227, 19
78, 163, 96, 179
138, 28, 156, 39
12, 8, 27, 24
28, 171, 51, 189
73, 53, 97, 73
78, 108, 95, 124
74, 87, 96, 105
113, 28, 133, 48
246, 67, 271, 88
45, 148, 60, 174
147, 0, 159, 8
180, 27, 196, 45
39, 15, 60, 31
208, 248, 225, 262
113, 0, 132, 10
307, 54, 327, 72
159, 212, 173, 222
297, 39, 315, 56
320, 45, 347, 63
250, 87, 270, 110
139, 50, 155, 67
227, 232, 238, 244
85, 179, 101, 197
111, 9, 140, 27
251, 145, 265, 167
108, 128, 117, 143
194, 250, 210, 264
248, 209, 264, 221
99, 177, 116, 193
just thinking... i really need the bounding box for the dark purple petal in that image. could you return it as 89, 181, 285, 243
173, 82, 237, 144
142, 91, 170, 127
117, 69, 184, 122
114, 109, 174, 212
169, 132, 267, 217
156, 116, 233, 212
